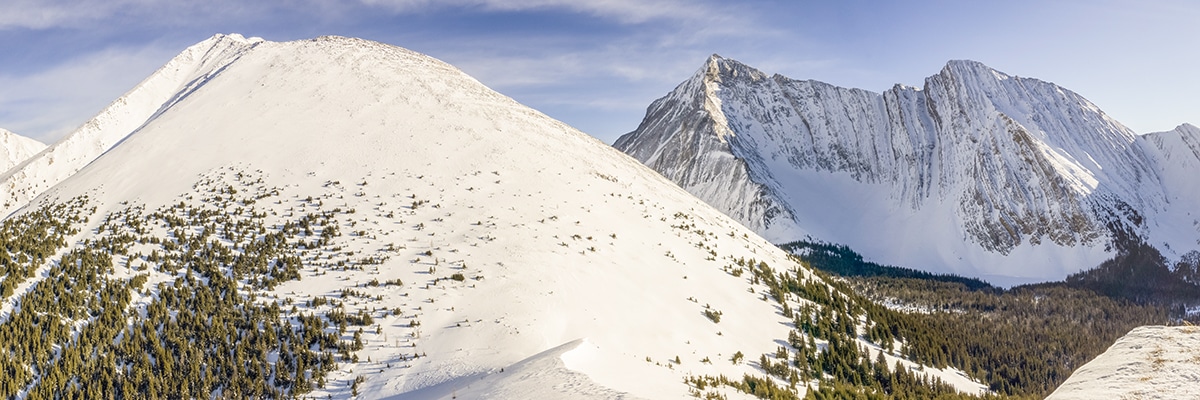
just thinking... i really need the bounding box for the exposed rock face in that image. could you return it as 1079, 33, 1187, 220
617, 55, 1200, 282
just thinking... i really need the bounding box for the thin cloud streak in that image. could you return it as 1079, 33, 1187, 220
0, 0, 312, 31
359, 0, 738, 25
0, 0, 126, 29
0, 44, 175, 143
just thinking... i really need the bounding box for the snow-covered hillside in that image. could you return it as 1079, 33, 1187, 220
0, 34, 262, 217
1046, 325, 1200, 399
0, 128, 45, 174
616, 55, 1200, 284
0, 35, 985, 399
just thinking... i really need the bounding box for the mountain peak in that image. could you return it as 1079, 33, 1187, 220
213, 32, 256, 41
943, 59, 990, 68
309, 34, 372, 45
200, 33, 264, 48
939, 59, 1010, 80
701, 53, 734, 72
696, 54, 767, 85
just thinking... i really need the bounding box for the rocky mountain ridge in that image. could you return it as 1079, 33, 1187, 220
616, 55, 1200, 283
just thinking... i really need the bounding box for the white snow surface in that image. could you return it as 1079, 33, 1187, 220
0, 33, 262, 217
1046, 325, 1200, 400
0, 128, 46, 173
616, 55, 1200, 284
11, 35, 987, 399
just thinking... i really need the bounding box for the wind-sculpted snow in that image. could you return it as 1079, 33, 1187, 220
617, 55, 1199, 283
0, 34, 262, 217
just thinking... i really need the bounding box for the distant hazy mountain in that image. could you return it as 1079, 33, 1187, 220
616, 55, 1200, 284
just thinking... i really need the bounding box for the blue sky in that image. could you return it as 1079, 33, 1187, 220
1, 0, 1197, 144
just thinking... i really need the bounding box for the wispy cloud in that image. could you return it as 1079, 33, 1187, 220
0, 0, 289, 31
0, 44, 175, 143
0, 0, 120, 29
359, 0, 734, 25
0, 0, 743, 30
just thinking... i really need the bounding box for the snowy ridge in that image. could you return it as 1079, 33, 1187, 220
0, 128, 45, 174
1046, 325, 1200, 399
13, 36, 985, 398
616, 56, 1198, 283
613, 55, 804, 242
0, 33, 262, 217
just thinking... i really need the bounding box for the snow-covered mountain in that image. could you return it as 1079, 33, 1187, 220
0, 33, 262, 216
0, 35, 986, 399
0, 128, 45, 173
1046, 325, 1200, 399
616, 55, 1200, 284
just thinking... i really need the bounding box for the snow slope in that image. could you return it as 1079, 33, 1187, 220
10, 35, 985, 398
0, 128, 45, 173
0, 33, 262, 217
1046, 325, 1200, 399
616, 55, 1200, 284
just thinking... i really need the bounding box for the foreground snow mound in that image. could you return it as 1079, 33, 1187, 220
0, 128, 45, 173
0, 33, 262, 216
616, 55, 1200, 284
1047, 325, 1200, 399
